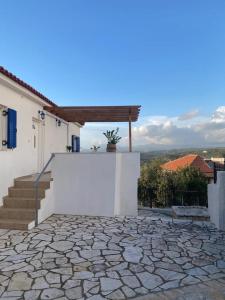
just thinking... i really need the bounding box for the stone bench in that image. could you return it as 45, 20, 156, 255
172, 206, 210, 221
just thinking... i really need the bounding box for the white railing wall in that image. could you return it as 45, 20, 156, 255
208, 171, 225, 230
51, 152, 140, 217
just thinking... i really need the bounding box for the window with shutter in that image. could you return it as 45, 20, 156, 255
7, 108, 17, 149
72, 135, 80, 153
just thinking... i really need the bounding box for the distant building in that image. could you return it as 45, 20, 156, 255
205, 157, 225, 171
161, 154, 214, 183
211, 157, 225, 164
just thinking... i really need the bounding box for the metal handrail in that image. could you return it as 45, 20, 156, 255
34, 153, 55, 227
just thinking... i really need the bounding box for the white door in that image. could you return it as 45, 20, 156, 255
33, 118, 44, 172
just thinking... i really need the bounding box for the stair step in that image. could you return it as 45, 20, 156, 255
0, 208, 35, 219
3, 196, 41, 209
8, 187, 45, 198
14, 180, 50, 189
0, 172, 52, 230
0, 218, 34, 230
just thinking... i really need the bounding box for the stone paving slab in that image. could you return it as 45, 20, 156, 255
135, 277, 225, 299
0, 213, 225, 299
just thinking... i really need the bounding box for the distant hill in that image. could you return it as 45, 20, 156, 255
140, 147, 225, 163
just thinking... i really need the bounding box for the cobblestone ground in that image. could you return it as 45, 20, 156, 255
0, 213, 225, 300
136, 278, 225, 300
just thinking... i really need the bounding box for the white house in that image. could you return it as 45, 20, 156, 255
0, 67, 81, 207
0, 67, 141, 230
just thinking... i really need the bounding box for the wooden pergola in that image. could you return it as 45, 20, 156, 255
44, 105, 141, 152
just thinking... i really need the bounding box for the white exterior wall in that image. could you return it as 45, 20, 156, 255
43, 113, 80, 162
38, 181, 55, 224
0, 73, 80, 206
52, 153, 140, 217
116, 153, 140, 215
208, 171, 225, 230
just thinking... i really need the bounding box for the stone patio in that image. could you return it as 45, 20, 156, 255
0, 211, 225, 299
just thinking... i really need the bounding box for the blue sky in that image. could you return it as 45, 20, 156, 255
1, 0, 225, 149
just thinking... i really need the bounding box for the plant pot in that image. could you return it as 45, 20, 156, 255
107, 143, 116, 152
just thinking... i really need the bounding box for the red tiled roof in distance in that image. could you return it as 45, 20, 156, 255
161, 154, 214, 177
0, 66, 56, 107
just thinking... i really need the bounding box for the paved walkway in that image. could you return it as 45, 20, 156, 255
0, 213, 224, 299
136, 278, 225, 299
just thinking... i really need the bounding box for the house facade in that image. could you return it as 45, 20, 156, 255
0, 67, 81, 206
0, 67, 141, 230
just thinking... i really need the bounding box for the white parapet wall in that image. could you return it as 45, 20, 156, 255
208, 171, 225, 230
38, 180, 55, 224
51, 152, 140, 217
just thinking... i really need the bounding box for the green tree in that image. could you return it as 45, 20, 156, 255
138, 160, 208, 208
175, 166, 208, 206
138, 159, 164, 207
156, 171, 178, 207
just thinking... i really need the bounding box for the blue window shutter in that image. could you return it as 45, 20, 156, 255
71, 135, 80, 152
71, 135, 75, 152
7, 109, 17, 149
75, 136, 80, 152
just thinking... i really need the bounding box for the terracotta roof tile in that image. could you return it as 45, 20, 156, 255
161, 154, 214, 177
0, 66, 56, 107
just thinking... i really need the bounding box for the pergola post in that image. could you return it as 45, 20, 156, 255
129, 111, 132, 152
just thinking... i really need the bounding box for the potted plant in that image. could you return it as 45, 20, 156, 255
66, 145, 72, 152
91, 145, 101, 152
103, 128, 122, 152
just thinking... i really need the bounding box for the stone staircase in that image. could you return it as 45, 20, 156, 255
0, 173, 51, 230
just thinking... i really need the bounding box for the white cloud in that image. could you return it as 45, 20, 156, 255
133, 121, 204, 146
211, 106, 225, 123
132, 106, 225, 148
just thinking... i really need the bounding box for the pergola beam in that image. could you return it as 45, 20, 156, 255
44, 105, 141, 123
